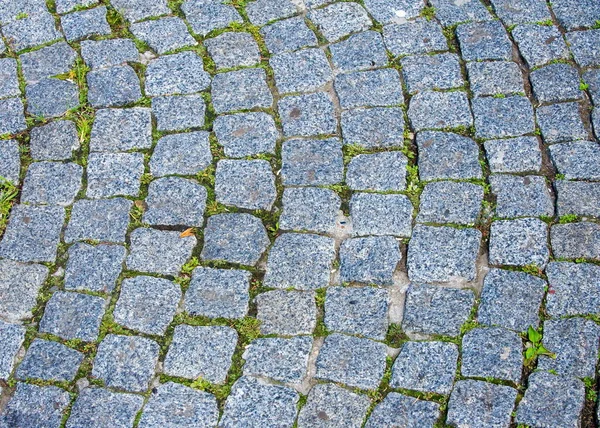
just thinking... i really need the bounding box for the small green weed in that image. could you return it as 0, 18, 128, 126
0, 177, 18, 236
524, 326, 556, 363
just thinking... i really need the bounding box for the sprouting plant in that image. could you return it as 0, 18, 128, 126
524, 326, 556, 362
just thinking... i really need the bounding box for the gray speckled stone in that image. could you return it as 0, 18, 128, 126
316, 333, 387, 390
280, 187, 340, 233
261, 17, 317, 54
566, 29, 600, 67
92, 334, 159, 392
298, 383, 370, 428
164, 325, 237, 384
402, 53, 463, 94
538, 318, 600, 378
20, 42, 77, 83
0, 205, 65, 263
246, 0, 297, 25
549, 141, 600, 180
516, 372, 585, 428
30, 120, 78, 161
478, 268, 546, 332
40, 291, 106, 341
484, 137, 542, 173
214, 112, 277, 158
489, 218, 549, 268
461, 327, 523, 383
65, 198, 132, 243
430, 0, 492, 27
346, 151, 407, 191
185, 267, 250, 319
16, 339, 83, 382
26, 78, 79, 118
0, 383, 70, 428
66, 387, 144, 428
271, 48, 332, 94
330, 30, 388, 72
87, 65, 142, 108
407, 225, 481, 283
205, 32, 259, 69
491, 0, 551, 24
473, 96, 535, 139
409, 91, 472, 131
0, 260, 48, 322
114, 276, 181, 335
594, 108, 600, 140
138, 382, 219, 428
0, 1, 49, 25
456, 21, 512, 61
183, 1, 242, 36
531, 63, 583, 104
281, 138, 343, 186
0, 97, 26, 135
383, 20, 447, 56
325, 286, 389, 340
21, 161, 82, 206
0, 320, 25, 379
309, 2, 371, 42
127, 228, 196, 276
490, 174, 553, 218
552, 0, 600, 29
65, 243, 126, 293
215, 159, 276, 210
365, 392, 440, 428
264, 233, 335, 290
243, 336, 312, 384
551, 222, 600, 260
339, 236, 401, 286
279, 92, 337, 137
341, 107, 405, 148
201, 213, 269, 266
335, 68, 403, 109
402, 283, 475, 337
447, 380, 517, 428
537, 102, 588, 144
90, 107, 152, 152
555, 181, 600, 218
150, 131, 212, 177
417, 181, 483, 225
131, 17, 195, 55
391, 341, 458, 394
0, 58, 20, 98
80, 38, 139, 69
86, 152, 144, 198
61, 6, 111, 41
467, 61, 524, 96
211, 68, 273, 113
0, 139, 21, 183
546, 262, 600, 317
364, 0, 423, 23
110, 0, 170, 22
144, 177, 207, 227
221, 376, 299, 428
145, 52, 210, 96
350, 192, 413, 237
512, 24, 570, 68
255, 290, 316, 336
3, 13, 62, 52
152, 94, 205, 131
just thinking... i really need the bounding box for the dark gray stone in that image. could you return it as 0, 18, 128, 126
491, 0, 551, 25
0, 383, 69, 428
163, 325, 237, 383
0, 139, 21, 183
150, 131, 212, 177
490, 174, 553, 218
80, 38, 139, 69
185, 267, 250, 319
316, 333, 387, 390
383, 20, 447, 56
61, 6, 111, 41
21, 161, 82, 206
346, 151, 407, 191
145, 52, 210, 96
308, 2, 371, 42
280, 187, 341, 233
130, 17, 195, 54
531, 63, 583, 104
0, 320, 25, 379
325, 286, 389, 340
430, 0, 492, 27
549, 141, 600, 180
113, 276, 181, 335
204, 32, 260, 69
555, 181, 600, 218
211, 68, 273, 113
335, 68, 403, 109
409, 91, 472, 131
365, 392, 440, 428
87, 65, 142, 108
0, 97, 26, 135
214, 112, 277, 157
110, 0, 170, 22
546, 261, 600, 317
551, 222, 600, 260
66, 387, 144, 428
417, 181, 483, 225
20, 42, 77, 83
473, 96, 535, 139
478, 268, 546, 332
201, 213, 269, 266
215, 159, 276, 210
144, 177, 207, 227
271, 48, 332, 94
183, 0, 242, 36
402, 53, 463, 93
65, 198, 132, 243
512, 24, 570, 68
407, 225, 481, 283
90, 107, 152, 152
255, 290, 316, 336
40, 291, 106, 341
0, 59, 20, 98
537, 102, 589, 144
467, 61, 524, 96
330, 30, 388, 72
339, 236, 401, 286
16, 339, 83, 382
484, 136, 542, 173
566, 29, 600, 67
341, 107, 405, 148
0, 260, 48, 322
364, 0, 424, 24
298, 383, 370, 428
86, 152, 144, 198
456, 21, 512, 61
279, 92, 337, 137
261, 16, 317, 54
65, 243, 126, 293
264, 233, 335, 290
30, 120, 78, 161
489, 218, 549, 268
26, 78, 79, 118
0, 205, 65, 263
350, 192, 413, 237
281, 138, 343, 185
391, 341, 458, 394
3, 12, 62, 52
126, 228, 197, 276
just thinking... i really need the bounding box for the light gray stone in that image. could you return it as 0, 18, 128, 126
211, 68, 273, 113
490, 174, 553, 218
0, 97, 26, 135
546, 262, 600, 317
491, 0, 551, 24
0, 320, 25, 380
430, 0, 492, 26
130, 17, 195, 54
150, 131, 212, 177
0, 58, 20, 98
0, 139, 21, 183
467, 61, 524, 96
66, 387, 144, 428
80, 38, 139, 69
555, 181, 600, 218
330, 30, 388, 72
364, 0, 423, 23
341, 107, 405, 148
279, 92, 337, 137
308, 2, 371, 42
473, 96, 535, 139
255, 290, 316, 336
566, 29, 600, 67
30, 120, 78, 161
110, 0, 170, 22
0, 383, 70, 428
60, 6, 111, 41
21, 162, 82, 206
335, 68, 403, 109
383, 20, 447, 56
281, 138, 343, 186
280, 187, 340, 234
402, 53, 463, 94
346, 151, 407, 191
409, 91, 473, 131
513, 24, 570, 68
183, 0, 242, 36
271, 48, 332, 94
0, 260, 48, 322
65, 198, 132, 243
365, 392, 440, 428
537, 102, 589, 144
246, 0, 297, 25
16, 339, 83, 382
489, 218, 549, 268
549, 141, 600, 180
214, 112, 278, 158
215, 159, 276, 210
350, 192, 413, 237
86, 152, 144, 198
145, 51, 210, 96
143, 177, 207, 227
298, 383, 370, 428
417, 181, 483, 225
340, 236, 401, 285
3, 12, 62, 52
65, 243, 126, 293
204, 32, 260, 69
484, 137, 542, 173
20, 42, 77, 83
26, 78, 79, 118
551, 222, 600, 260
87, 65, 142, 108
456, 21, 512, 61
261, 16, 317, 54
90, 107, 152, 152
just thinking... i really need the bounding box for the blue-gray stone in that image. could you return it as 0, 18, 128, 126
3, 12, 62, 52
0, 260, 48, 322
0, 383, 70, 428
130, 17, 195, 54
335, 68, 403, 109
214, 112, 278, 158
80, 38, 139, 69
145, 51, 210, 96
491, 0, 551, 25
211, 68, 273, 113
26, 78, 79, 118
16, 339, 83, 382
346, 151, 407, 191
417, 181, 483, 225
271, 48, 332, 94
65, 243, 126, 293
65, 198, 132, 243
430, 0, 492, 27
402, 53, 463, 94
308, 2, 371, 42
279, 92, 337, 137
204, 32, 260, 69
0, 58, 20, 98
330, 30, 388, 72
40, 291, 106, 341
20, 42, 77, 83
350, 192, 413, 237
364, 0, 424, 23
551, 222, 600, 260
409, 91, 472, 131
566, 29, 600, 67
473, 96, 535, 139
215, 159, 276, 210
144, 177, 207, 227
90, 107, 152, 152
86, 152, 144, 198
536, 102, 589, 144
281, 138, 343, 185
30, 120, 78, 160
66, 387, 144, 428
551, 0, 600, 29
490, 174, 554, 218
383, 20, 447, 56
555, 181, 600, 218
339, 236, 401, 286
110, 0, 170, 22
260, 16, 317, 54
0, 0, 49, 23
245, 0, 297, 25
298, 383, 370, 428
87, 65, 142, 108
0, 139, 21, 183
61, 6, 111, 41
280, 187, 340, 234
546, 261, 600, 317
467, 61, 524, 97
365, 392, 440, 428
21, 161, 82, 206
255, 290, 317, 336
183, 0, 242, 36
512, 24, 570, 68
150, 131, 212, 177
341, 107, 405, 148
489, 218, 549, 268
456, 21, 512, 61
549, 141, 600, 180
484, 136, 542, 173
530, 63, 583, 104
0, 97, 26, 135
0, 320, 25, 379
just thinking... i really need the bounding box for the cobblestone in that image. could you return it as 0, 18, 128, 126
30, 121, 78, 161
409, 91, 473, 131
415, 132, 482, 181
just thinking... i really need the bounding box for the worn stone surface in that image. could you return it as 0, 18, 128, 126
555, 181, 600, 218
473, 96, 535, 139
330, 30, 388, 72
0, 139, 20, 183
365, 392, 440, 428
551, 222, 600, 260
130, 17, 195, 55
261, 16, 317, 55
215, 159, 277, 210
0, 383, 70, 428
61, 6, 111, 41
280, 187, 340, 233
145, 51, 210, 96
402, 53, 463, 94
536, 102, 588, 144
21, 161, 82, 206
212, 67, 274, 113
152, 94, 205, 132
279, 92, 337, 137
416, 131, 481, 180
0, 97, 27, 135
351, 192, 412, 237
26, 78, 79, 118
271, 48, 332, 95
309, 2, 371, 42
90, 108, 152, 152
87, 65, 142, 108
281, 138, 343, 186
467, 61, 524, 97
456, 21, 512, 61
298, 383, 370, 428
383, 20, 447, 56
545, 261, 600, 317
20, 41, 77, 83
484, 136, 542, 173
335, 69, 403, 109
339, 236, 401, 286
513, 24, 570, 68
549, 141, 600, 180
205, 32, 260, 69
30, 120, 78, 161
0, 260, 48, 322
183, 0, 242, 35
143, 177, 207, 227
65, 198, 132, 243
531, 63, 583, 104
341, 107, 405, 148
490, 174, 554, 218
0, 320, 25, 380
80, 38, 139, 69
150, 131, 212, 177
243, 336, 312, 384
66, 387, 144, 428
214, 112, 278, 158
417, 181, 483, 225
491, 0, 551, 25
255, 290, 317, 336
566, 29, 600, 67
346, 151, 408, 191
489, 218, 549, 268
65, 243, 126, 293
86, 152, 144, 198
430, 0, 492, 26
16, 339, 83, 382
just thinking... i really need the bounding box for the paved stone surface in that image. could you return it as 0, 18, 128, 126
3, 3, 600, 424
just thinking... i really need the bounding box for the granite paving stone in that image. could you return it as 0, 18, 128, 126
402, 284, 475, 337
182, 0, 242, 36
211, 68, 273, 113
255, 290, 317, 336
163, 325, 237, 383
20, 42, 77, 83
92, 334, 160, 392
297, 383, 370, 428
213, 112, 278, 157
330, 30, 388, 72
0, 383, 70, 428
346, 151, 408, 191
417, 181, 483, 225
245, 0, 297, 25
110, 0, 170, 22
530, 63, 583, 104
90, 107, 152, 152
281, 138, 343, 186
271, 48, 333, 94
145, 51, 210, 96
594, 108, 600, 140
0, 59, 20, 98
87, 65, 142, 108
30, 120, 78, 161
551, 222, 600, 260
64, 243, 126, 293
20, 161, 82, 206
0, 97, 27, 135
489, 218, 549, 268
0, 139, 21, 183
402, 53, 463, 94
339, 236, 401, 285
456, 21, 513, 61
484, 136, 542, 173
431, 0, 492, 26
536, 102, 589, 144
130, 17, 195, 55
491, 0, 551, 25
86, 152, 144, 198
308, 2, 371, 42
409, 91, 473, 131
185, 267, 250, 319
66, 387, 144, 428
16, 339, 83, 382
143, 177, 207, 227
0, 0, 49, 23
350, 192, 413, 237
3, 12, 62, 52
150, 131, 212, 177
0, 260, 48, 323
473, 96, 535, 139
551, 0, 600, 30
215, 159, 276, 210
365, 392, 440, 428
545, 261, 600, 317
201, 213, 269, 265
204, 32, 260, 69
61, 6, 111, 41
512, 24, 570, 68
383, 20, 447, 56
335, 68, 403, 109
549, 141, 600, 180
26, 78, 79, 118
126, 228, 196, 276
80, 38, 139, 69
555, 181, 600, 217
341, 107, 405, 148
279, 92, 337, 137
363, 0, 423, 23
467, 61, 524, 97
566, 29, 600, 67
279, 187, 341, 233
260, 17, 317, 55
0, 320, 25, 379
65, 198, 132, 243
490, 174, 554, 218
